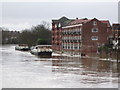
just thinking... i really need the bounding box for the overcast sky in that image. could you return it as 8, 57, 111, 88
0, 1, 119, 31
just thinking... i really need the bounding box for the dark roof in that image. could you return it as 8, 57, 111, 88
52, 16, 75, 27
52, 16, 111, 27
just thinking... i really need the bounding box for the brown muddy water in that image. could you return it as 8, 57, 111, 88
1, 45, 119, 88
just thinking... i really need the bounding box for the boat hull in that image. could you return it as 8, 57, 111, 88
15, 47, 30, 51
30, 51, 52, 57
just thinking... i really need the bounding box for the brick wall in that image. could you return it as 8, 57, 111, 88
82, 19, 112, 54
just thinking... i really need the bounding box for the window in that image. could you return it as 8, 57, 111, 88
107, 29, 109, 32
52, 38, 54, 40
55, 24, 57, 28
93, 21, 97, 26
58, 23, 61, 27
68, 46, 70, 49
91, 36, 98, 40
92, 28, 98, 32
74, 46, 78, 49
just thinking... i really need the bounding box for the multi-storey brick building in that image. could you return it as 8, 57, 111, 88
52, 16, 112, 55
52, 16, 74, 51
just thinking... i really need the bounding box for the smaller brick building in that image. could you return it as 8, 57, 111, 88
112, 24, 120, 47
52, 16, 112, 55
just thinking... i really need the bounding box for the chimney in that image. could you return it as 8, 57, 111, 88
76, 17, 78, 20
83, 18, 88, 20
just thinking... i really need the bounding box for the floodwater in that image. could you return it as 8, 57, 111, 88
1, 45, 119, 88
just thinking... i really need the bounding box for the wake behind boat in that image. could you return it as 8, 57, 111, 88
30, 45, 52, 57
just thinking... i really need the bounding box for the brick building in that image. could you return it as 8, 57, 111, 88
52, 16, 112, 55
52, 16, 74, 51
112, 24, 120, 47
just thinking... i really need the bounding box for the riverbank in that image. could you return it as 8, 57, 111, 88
52, 51, 120, 63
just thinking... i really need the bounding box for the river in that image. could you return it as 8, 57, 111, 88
1, 44, 119, 88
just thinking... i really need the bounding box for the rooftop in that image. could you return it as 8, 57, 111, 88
52, 16, 111, 27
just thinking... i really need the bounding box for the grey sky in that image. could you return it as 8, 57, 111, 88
1, 2, 118, 31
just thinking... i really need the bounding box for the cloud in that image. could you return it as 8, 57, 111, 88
1, 2, 118, 31
1, 22, 32, 31
0, 0, 119, 2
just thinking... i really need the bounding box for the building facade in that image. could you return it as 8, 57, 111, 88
112, 24, 120, 48
52, 16, 112, 55
52, 16, 74, 51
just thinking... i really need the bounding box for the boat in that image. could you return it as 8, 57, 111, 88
15, 44, 30, 51
30, 45, 52, 57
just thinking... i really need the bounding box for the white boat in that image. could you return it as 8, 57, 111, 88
15, 44, 30, 51
30, 45, 52, 57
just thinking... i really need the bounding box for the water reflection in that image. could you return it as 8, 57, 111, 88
52, 56, 118, 73
52, 56, 119, 86
1, 45, 119, 88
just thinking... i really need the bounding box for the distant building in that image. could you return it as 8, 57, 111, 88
2, 30, 20, 44
52, 16, 112, 55
112, 24, 120, 47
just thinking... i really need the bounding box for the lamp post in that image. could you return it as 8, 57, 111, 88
117, 29, 119, 63
113, 36, 119, 62
116, 28, 119, 63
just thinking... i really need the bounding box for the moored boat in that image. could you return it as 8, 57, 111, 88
15, 44, 30, 51
30, 45, 52, 57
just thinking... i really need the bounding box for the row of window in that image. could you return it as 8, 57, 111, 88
54, 23, 61, 28
62, 36, 98, 41
62, 29, 81, 35
53, 28, 98, 34
62, 40, 81, 43
62, 31, 81, 35
53, 36, 98, 41
62, 45, 81, 50
62, 36, 81, 40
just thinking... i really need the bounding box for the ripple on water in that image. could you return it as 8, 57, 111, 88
1, 45, 119, 88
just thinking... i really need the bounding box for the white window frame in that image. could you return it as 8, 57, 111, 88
93, 21, 97, 26
91, 36, 98, 40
